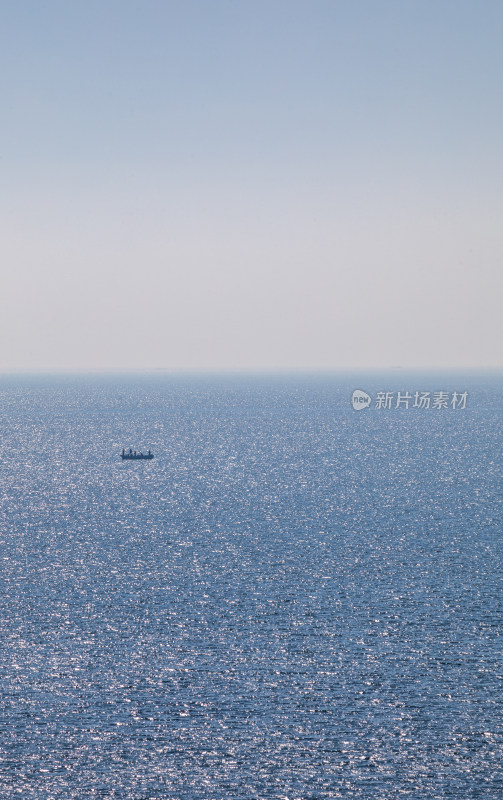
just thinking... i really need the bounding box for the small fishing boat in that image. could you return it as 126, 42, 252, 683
121, 448, 154, 460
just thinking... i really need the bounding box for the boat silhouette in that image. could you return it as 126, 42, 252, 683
121, 448, 154, 460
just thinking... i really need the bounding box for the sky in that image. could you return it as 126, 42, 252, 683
1, 0, 502, 372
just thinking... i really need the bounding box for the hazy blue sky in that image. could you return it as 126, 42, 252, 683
1, 0, 502, 371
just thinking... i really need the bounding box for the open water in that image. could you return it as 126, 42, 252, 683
0, 373, 501, 799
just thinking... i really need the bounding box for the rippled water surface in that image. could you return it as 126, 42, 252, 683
0, 374, 502, 798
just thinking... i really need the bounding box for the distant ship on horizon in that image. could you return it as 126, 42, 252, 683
121, 448, 154, 460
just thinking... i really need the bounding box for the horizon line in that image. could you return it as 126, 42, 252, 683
0, 366, 501, 377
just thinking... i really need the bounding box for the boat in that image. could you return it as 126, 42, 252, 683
121, 448, 154, 460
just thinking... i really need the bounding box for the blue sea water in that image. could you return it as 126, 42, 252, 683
0, 373, 501, 799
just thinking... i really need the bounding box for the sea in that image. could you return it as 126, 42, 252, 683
0, 372, 501, 799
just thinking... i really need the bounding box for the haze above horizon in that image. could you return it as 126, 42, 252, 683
2, 1, 502, 372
